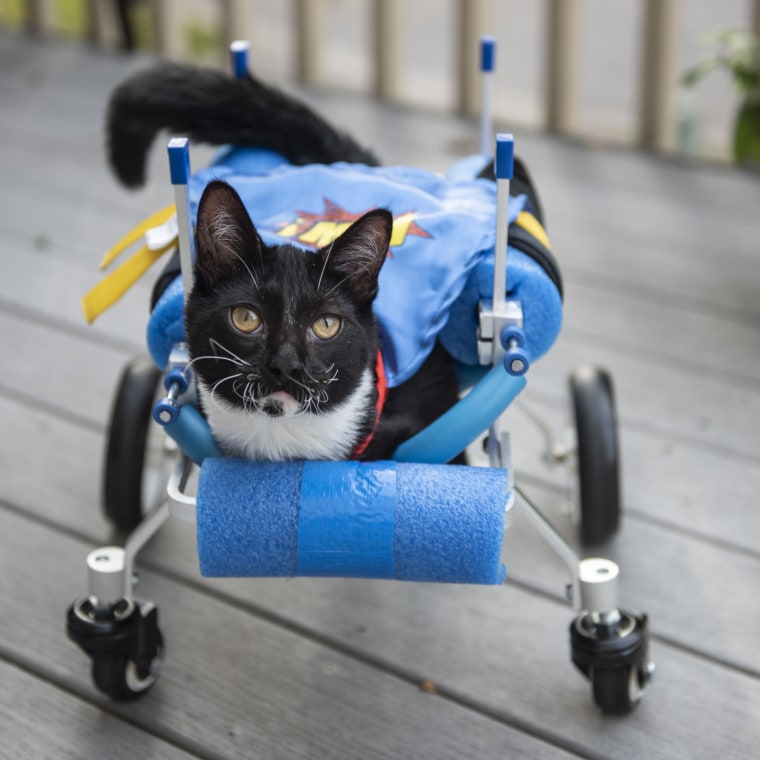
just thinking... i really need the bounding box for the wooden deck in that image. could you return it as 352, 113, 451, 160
1, 31, 759, 759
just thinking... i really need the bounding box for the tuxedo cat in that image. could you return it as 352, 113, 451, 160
108, 64, 460, 461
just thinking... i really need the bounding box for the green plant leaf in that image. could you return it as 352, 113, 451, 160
733, 100, 760, 166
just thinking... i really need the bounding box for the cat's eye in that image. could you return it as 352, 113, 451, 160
230, 306, 262, 334
311, 314, 341, 340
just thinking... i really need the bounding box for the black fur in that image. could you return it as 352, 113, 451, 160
107, 63, 379, 188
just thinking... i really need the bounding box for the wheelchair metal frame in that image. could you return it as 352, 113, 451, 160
67, 37, 653, 713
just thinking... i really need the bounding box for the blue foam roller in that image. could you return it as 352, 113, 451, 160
196, 459, 508, 585
197, 460, 302, 578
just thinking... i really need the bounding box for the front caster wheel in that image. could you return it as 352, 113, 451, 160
591, 665, 643, 715
67, 596, 164, 702
92, 631, 164, 702
570, 609, 652, 715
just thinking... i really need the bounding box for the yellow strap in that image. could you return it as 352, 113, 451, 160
99, 204, 177, 270
82, 240, 176, 324
515, 211, 551, 251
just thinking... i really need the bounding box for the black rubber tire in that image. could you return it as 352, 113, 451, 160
91, 632, 163, 702
592, 666, 640, 715
103, 356, 163, 533
569, 366, 621, 545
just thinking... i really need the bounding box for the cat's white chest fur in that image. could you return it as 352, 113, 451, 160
198, 369, 374, 460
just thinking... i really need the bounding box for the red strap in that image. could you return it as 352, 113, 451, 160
351, 350, 388, 458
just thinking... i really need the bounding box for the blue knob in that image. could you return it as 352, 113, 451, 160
164, 367, 190, 394
500, 325, 530, 376
504, 346, 530, 376
153, 398, 179, 426
500, 324, 524, 349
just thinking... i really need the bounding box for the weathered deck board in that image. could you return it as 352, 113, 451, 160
2, 29, 760, 760
0, 660, 198, 760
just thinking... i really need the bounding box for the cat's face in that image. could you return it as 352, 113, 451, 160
185, 181, 392, 428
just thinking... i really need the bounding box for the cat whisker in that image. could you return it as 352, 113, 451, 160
187, 353, 247, 369
209, 338, 251, 368
238, 379, 259, 414
316, 241, 335, 292
210, 372, 243, 393
242, 382, 254, 413
229, 250, 260, 292
303, 363, 338, 387
278, 369, 314, 394
322, 265, 372, 299
203, 372, 244, 414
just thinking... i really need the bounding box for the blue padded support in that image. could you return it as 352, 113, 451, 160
196, 459, 508, 584
439, 248, 562, 369
198, 459, 301, 578
162, 404, 223, 464
147, 275, 185, 370
392, 365, 526, 463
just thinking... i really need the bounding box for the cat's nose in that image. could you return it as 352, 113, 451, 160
270, 343, 301, 377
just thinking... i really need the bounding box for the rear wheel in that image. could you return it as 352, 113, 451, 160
103, 357, 165, 533
569, 366, 621, 545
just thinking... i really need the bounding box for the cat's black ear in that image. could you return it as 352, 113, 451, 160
320, 209, 392, 304
194, 180, 263, 289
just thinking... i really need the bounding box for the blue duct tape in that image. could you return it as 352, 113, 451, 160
297, 461, 397, 579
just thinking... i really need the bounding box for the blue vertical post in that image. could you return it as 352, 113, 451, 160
167, 137, 194, 298
229, 39, 250, 78
493, 134, 514, 311
479, 36, 497, 157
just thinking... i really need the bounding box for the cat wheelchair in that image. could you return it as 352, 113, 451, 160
67, 41, 652, 715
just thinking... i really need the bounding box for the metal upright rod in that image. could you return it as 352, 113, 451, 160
492, 134, 514, 311
479, 36, 497, 156
167, 137, 194, 298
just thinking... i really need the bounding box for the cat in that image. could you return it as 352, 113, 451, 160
107, 63, 462, 461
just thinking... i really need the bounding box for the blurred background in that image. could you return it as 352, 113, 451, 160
2, 0, 759, 166
1, 4, 760, 756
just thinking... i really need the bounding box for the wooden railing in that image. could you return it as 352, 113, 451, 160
12, 0, 760, 154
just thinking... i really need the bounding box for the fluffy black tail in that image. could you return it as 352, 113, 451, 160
107, 63, 380, 188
